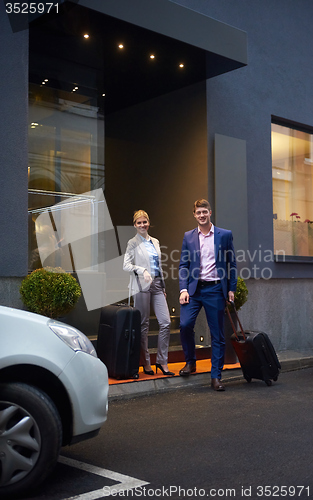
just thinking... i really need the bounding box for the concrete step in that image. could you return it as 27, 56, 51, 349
145, 313, 210, 363
149, 345, 211, 364
147, 330, 181, 348
149, 315, 180, 331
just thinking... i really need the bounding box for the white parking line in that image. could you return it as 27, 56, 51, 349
58, 456, 149, 499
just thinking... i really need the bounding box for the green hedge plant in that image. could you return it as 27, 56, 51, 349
229, 276, 248, 311
20, 267, 81, 319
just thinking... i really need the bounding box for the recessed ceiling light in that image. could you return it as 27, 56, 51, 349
179, 63, 185, 68
44, 79, 48, 82
118, 44, 124, 49
150, 54, 155, 59
84, 34, 90, 39
102, 93, 106, 97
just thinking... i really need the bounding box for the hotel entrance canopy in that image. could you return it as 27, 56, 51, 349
80, 0, 247, 77
29, 0, 247, 113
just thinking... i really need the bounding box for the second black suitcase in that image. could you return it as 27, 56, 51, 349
227, 302, 281, 386
97, 304, 141, 379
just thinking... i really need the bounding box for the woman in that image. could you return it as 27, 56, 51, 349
123, 210, 174, 376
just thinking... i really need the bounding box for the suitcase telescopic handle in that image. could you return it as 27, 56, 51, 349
130, 328, 136, 354
226, 301, 247, 341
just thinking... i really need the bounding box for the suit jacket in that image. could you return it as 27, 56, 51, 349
123, 233, 166, 293
179, 226, 237, 300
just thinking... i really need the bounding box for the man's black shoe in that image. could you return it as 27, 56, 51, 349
179, 363, 196, 376
211, 378, 225, 391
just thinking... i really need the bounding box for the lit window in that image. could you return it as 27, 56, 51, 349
272, 121, 313, 257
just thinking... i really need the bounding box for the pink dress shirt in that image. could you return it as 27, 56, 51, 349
198, 225, 220, 281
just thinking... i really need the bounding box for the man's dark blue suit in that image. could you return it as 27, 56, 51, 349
179, 226, 237, 379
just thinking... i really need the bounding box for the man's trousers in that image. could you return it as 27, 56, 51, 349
180, 281, 226, 379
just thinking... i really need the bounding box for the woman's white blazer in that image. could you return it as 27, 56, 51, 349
123, 233, 165, 294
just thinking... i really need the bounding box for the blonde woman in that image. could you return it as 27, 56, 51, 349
123, 210, 174, 376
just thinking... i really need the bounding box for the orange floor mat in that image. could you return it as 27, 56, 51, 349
108, 360, 241, 385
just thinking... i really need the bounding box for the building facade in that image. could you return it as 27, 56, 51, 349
1, 0, 313, 352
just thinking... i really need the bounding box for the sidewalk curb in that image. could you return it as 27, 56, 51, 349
280, 356, 313, 372
108, 354, 313, 400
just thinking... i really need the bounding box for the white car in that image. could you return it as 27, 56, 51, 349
0, 305, 108, 497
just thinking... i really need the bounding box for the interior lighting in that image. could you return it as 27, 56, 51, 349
118, 44, 124, 49
179, 63, 185, 68
83, 34, 90, 39
102, 93, 106, 97
44, 79, 48, 82
200, 336, 204, 342
150, 54, 155, 59
72, 86, 78, 92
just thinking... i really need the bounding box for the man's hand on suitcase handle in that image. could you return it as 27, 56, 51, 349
228, 291, 235, 303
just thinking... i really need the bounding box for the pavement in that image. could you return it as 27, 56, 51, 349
108, 349, 313, 400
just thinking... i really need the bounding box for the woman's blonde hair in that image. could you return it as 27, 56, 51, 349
133, 210, 150, 224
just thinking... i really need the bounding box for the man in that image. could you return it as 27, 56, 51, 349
179, 199, 237, 391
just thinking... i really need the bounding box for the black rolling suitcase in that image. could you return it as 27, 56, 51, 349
227, 302, 281, 386
97, 304, 141, 379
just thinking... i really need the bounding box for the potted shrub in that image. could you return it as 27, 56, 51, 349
20, 267, 81, 319
229, 276, 249, 312
224, 276, 249, 363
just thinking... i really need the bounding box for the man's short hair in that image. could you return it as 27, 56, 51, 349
193, 199, 212, 213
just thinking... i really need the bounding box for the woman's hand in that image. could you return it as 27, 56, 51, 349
143, 270, 152, 283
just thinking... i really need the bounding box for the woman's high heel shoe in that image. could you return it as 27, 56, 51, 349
143, 366, 154, 375
155, 363, 175, 376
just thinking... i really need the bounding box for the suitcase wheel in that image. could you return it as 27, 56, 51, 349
265, 379, 272, 386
